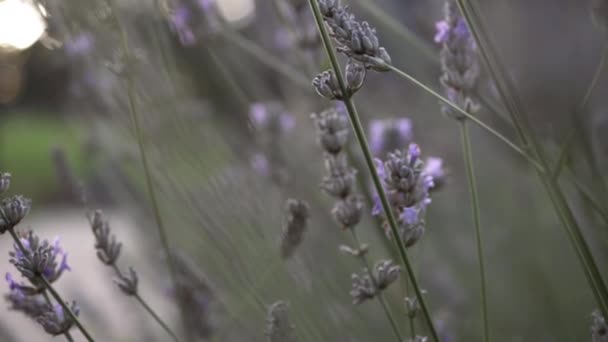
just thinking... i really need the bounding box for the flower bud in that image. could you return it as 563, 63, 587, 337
345, 60, 366, 96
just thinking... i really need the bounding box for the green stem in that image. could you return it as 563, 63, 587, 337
135, 294, 181, 342
353, 0, 437, 62
268, 0, 316, 76
350, 230, 404, 342
109, 265, 181, 342
459, 121, 489, 342
111, 6, 184, 329
9, 229, 95, 341
305, 0, 439, 339
551, 43, 608, 180
387, 64, 543, 172
219, 29, 310, 88
455, 0, 608, 318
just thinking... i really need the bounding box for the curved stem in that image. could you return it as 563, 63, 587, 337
9, 229, 95, 341
455, 0, 608, 318
305, 0, 439, 339
459, 121, 489, 342
135, 294, 181, 342
350, 230, 404, 342
387, 64, 543, 172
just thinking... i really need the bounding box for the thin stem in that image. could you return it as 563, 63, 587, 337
456, 0, 608, 317
350, 230, 404, 342
305, 0, 439, 339
110, 6, 184, 329
551, 129, 576, 181
565, 167, 608, 225
551, 43, 608, 180
353, 0, 437, 62
9, 229, 95, 341
268, 0, 316, 76
459, 121, 489, 342
207, 47, 251, 109
219, 28, 310, 88
135, 294, 181, 342
387, 64, 543, 172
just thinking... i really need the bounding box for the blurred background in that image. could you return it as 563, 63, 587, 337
0, 0, 607, 340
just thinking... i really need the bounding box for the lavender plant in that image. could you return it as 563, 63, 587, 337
87, 210, 181, 341
435, 2, 488, 341
13, 0, 608, 340
311, 107, 404, 340
0, 172, 94, 341
307, 0, 438, 338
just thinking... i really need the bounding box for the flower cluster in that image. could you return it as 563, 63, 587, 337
165, 0, 220, 46
280, 198, 310, 259
435, 0, 480, 120
9, 231, 70, 290
273, 0, 321, 58
0, 194, 31, 234
266, 301, 296, 342
249, 102, 296, 184
369, 118, 413, 155
311, 107, 363, 229
317, 0, 391, 71
368, 118, 448, 191
88, 210, 139, 296
313, 59, 366, 100
373, 144, 434, 247
1, 172, 80, 337
350, 260, 400, 304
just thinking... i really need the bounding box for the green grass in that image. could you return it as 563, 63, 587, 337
0, 112, 89, 202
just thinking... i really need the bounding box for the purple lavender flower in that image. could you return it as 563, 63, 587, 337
424, 157, 447, 190
64, 33, 94, 56
408, 143, 421, 164
400, 207, 419, 225
434, 20, 450, 43
369, 120, 386, 155
280, 113, 296, 132
9, 231, 70, 286
368, 118, 413, 156
36, 302, 79, 336
197, 0, 214, 11
436, 1, 480, 120
249, 103, 269, 127
251, 153, 270, 176
169, 5, 197, 46
434, 18, 470, 44
371, 145, 433, 246
274, 29, 293, 50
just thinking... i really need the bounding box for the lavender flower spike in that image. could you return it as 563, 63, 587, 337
436, 0, 480, 120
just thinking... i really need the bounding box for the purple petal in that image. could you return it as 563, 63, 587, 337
434, 20, 450, 43
371, 193, 382, 216
369, 120, 385, 155
400, 207, 418, 225
249, 103, 268, 127
395, 118, 413, 144
251, 153, 269, 176
280, 113, 296, 132
408, 143, 420, 163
